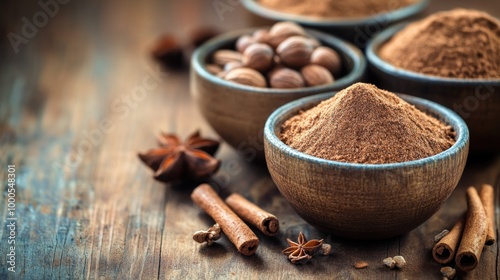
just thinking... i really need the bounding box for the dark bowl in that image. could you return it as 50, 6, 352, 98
367, 22, 500, 154
191, 28, 366, 161
241, 0, 429, 48
264, 92, 469, 239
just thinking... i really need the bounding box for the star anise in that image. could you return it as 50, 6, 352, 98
282, 232, 323, 264
138, 131, 220, 182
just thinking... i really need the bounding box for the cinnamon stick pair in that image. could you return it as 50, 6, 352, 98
432, 184, 496, 271
191, 184, 279, 256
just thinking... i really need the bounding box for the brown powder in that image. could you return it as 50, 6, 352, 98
380, 9, 500, 79
280, 83, 455, 164
258, 0, 417, 19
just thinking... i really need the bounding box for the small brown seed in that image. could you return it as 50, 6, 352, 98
277, 36, 315, 68
193, 223, 222, 245
242, 43, 274, 72
383, 257, 395, 269
268, 67, 305, 89
236, 35, 255, 53
310, 46, 342, 76
440, 266, 456, 279
224, 67, 267, 87
301, 64, 334, 87
354, 261, 368, 269
320, 243, 332, 255
393, 256, 406, 268
268, 21, 306, 48
213, 50, 242, 66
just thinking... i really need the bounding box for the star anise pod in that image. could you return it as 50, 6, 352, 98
138, 131, 220, 182
282, 232, 323, 264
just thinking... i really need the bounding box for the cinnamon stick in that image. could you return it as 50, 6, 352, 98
479, 184, 496, 246
455, 187, 488, 271
225, 193, 279, 236
432, 217, 465, 264
191, 184, 259, 256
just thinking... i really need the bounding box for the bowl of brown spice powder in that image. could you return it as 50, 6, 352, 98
191, 27, 365, 161
367, 9, 500, 154
241, 0, 429, 48
264, 83, 469, 239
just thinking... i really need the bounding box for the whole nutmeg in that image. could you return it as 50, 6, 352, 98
311, 46, 342, 76
268, 67, 305, 89
277, 36, 315, 69
253, 29, 271, 44
213, 50, 242, 66
301, 64, 334, 87
268, 21, 306, 48
236, 35, 255, 53
224, 67, 267, 87
242, 43, 274, 72
205, 64, 223, 75
224, 61, 243, 72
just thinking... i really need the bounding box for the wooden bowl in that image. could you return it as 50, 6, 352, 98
367, 23, 500, 154
264, 93, 469, 240
191, 28, 365, 161
241, 0, 429, 48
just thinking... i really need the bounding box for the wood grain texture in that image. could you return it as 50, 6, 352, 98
0, 0, 499, 279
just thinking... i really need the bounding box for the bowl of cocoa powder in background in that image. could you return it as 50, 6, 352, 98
191, 27, 365, 162
264, 83, 469, 239
241, 0, 429, 48
367, 9, 500, 154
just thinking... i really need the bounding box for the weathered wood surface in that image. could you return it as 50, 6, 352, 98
0, 0, 499, 279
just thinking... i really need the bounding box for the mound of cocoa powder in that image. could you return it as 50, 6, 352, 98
258, 0, 416, 19
380, 9, 500, 79
280, 83, 456, 164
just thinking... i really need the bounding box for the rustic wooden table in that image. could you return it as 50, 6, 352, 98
1, 0, 499, 279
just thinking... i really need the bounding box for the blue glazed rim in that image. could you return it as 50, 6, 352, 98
366, 22, 500, 85
191, 28, 366, 95
241, 0, 429, 27
265, 92, 469, 170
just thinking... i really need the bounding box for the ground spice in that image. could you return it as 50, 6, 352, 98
258, 0, 416, 19
380, 9, 500, 79
280, 83, 455, 164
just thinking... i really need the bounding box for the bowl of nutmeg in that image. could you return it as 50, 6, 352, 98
264, 82, 469, 240
241, 0, 429, 48
191, 21, 365, 161
367, 9, 500, 154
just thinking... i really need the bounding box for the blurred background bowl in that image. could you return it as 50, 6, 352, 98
191, 28, 366, 162
367, 23, 500, 154
264, 92, 469, 239
241, 0, 429, 49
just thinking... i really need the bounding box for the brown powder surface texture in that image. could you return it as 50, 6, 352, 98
258, 0, 417, 18
380, 9, 500, 79
280, 83, 456, 164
